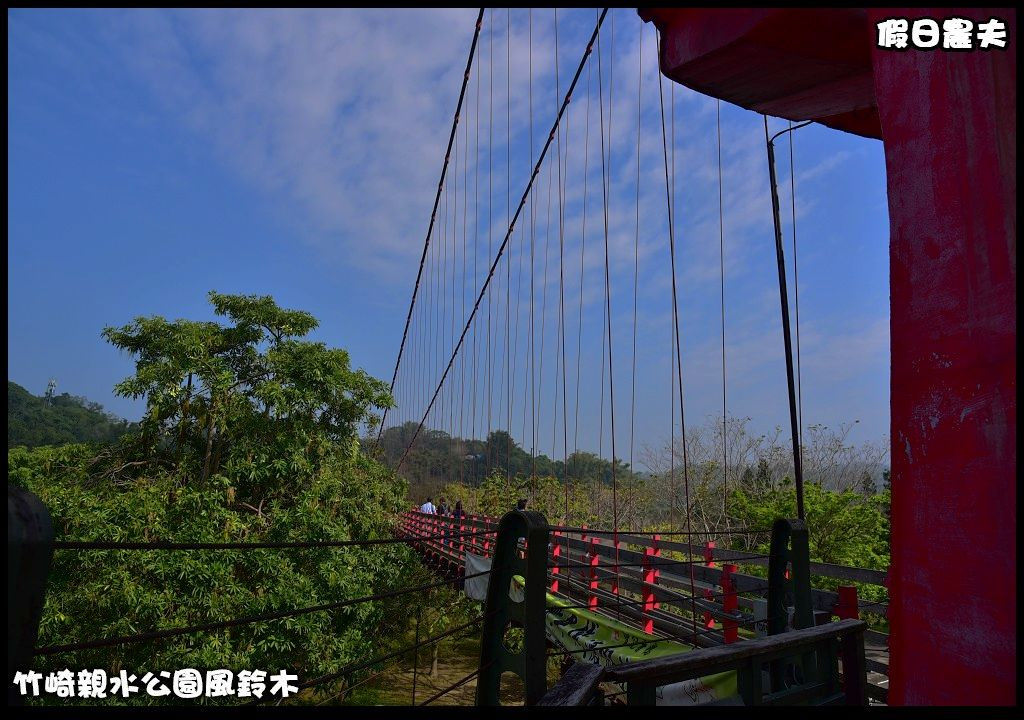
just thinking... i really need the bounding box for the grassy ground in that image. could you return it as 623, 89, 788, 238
300, 635, 525, 707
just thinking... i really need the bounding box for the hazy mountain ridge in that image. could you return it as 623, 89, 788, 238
7, 381, 137, 448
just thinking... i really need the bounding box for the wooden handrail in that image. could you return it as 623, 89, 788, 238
538, 662, 605, 706
401, 513, 881, 705
606, 618, 866, 685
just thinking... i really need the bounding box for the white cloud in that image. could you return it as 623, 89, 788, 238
30, 8, 887, 449
110, 8, 483, 280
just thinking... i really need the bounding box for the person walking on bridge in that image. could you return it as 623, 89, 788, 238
419, 497, 436, 514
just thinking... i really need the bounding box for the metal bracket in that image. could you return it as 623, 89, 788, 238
476, 509, 549, 706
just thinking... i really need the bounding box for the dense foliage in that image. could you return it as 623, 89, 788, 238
10, 293, 426, 705
427, 417, 891, 617
100, 291, 392, 500
8, 381, 137, 448
377, 421, 640, 503
727, 482, 891, 609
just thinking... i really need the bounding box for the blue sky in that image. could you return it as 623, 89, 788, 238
7, 8, 891, 466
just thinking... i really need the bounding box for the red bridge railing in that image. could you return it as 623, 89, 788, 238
398, 508, 890, 703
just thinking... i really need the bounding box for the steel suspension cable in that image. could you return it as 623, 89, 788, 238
763, 115, 806, 520
53, 527, 495, 551
718, 100, 729, 528
397, 9, 610, 472
485, 10, 494, 446
553, 8, 571, 530
468, 47, 480, 462
35, 567, 494, 657
443, 113, 456, 456
379, 9, 484, 442
657, 35, 699, 634
505, 7, 512, 481
572, 58, 593, 494
458, 69, 470, 459
528, 8, 537, 482
628, 21, 642, 532
251, 613, 488, 704
536, 151, 554, 479
669, 79, 677, 531
418, 665, 487, 706
789, 121, 804, 469
595, 6, 621, 601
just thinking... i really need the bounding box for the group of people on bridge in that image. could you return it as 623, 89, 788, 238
418, 496, 528, 517
417, 496, 466, 518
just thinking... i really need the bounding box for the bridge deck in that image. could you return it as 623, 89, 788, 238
402, 510, 890, 705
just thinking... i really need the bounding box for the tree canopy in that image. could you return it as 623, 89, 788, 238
100, 291, 393, 501
11, 292, 421, 705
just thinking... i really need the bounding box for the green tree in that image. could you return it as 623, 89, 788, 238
11, 292, 419, 705
727, 482, 891, 607
100, 291, 393, 502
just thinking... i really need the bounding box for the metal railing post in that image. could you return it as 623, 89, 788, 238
476, 510, 550, 706
8, 486, 54, 707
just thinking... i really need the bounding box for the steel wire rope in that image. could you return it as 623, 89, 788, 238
762, 115, 807, 519
34, 567, 496, 657
789, 121, 804, 473
418, 665, 488, 706
397, 10, 610, 472
627, 18, 643, 533
717, 100, 729, 530
595, 7, 620, 603
379, 9, 485, 442
657, 34, 699, 634
250, 613, 489, 705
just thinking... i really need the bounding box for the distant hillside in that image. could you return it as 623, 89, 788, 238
8, 381, 138, 448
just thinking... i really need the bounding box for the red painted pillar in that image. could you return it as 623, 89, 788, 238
703, 541, 716, 629
588, 537, 600, 611
651, 534, 661, 610
836, 585, 860, 621
722, 563, 738, 644
867, 8, 1016, 705
611, 536, 621, 597
580, 524, 588, 584
639, 9, 1015, 698
642, 545, 656, 634
550, 530, 561, 593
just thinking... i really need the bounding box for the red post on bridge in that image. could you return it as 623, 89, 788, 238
588, 537, 600, 611
703, 541, 716, 629
836, 585, 860, 621
550, 530, 561, 593
610, 536, 621, 597
578, 524, 588, 585
641, 534, 661, 634
722, 563, 738, 644
652, 534, 661, 610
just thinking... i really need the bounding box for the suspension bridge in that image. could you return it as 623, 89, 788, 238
8, 7, 1015, 708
